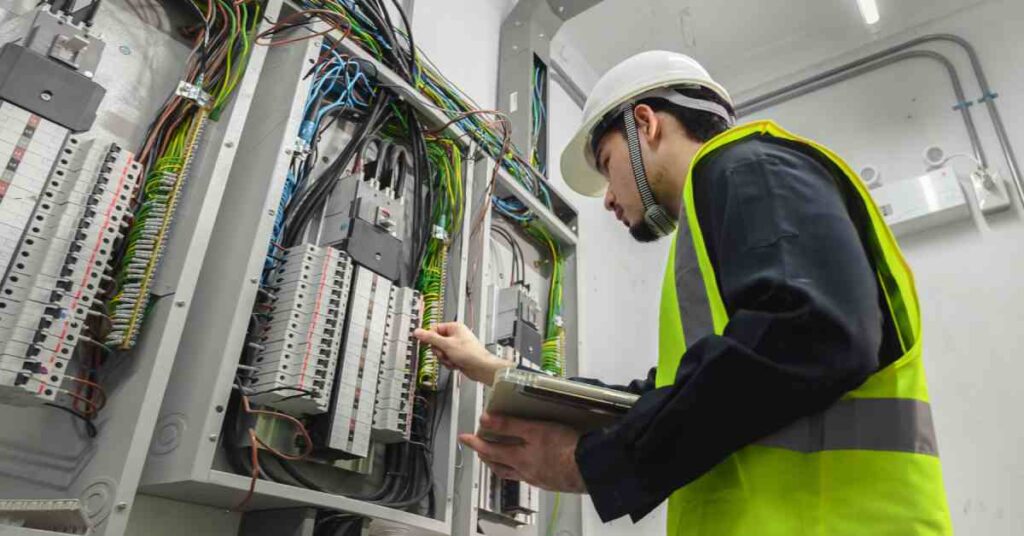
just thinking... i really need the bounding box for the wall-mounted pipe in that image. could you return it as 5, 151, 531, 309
738, 50, 987, 171
549, 57, 588, 109
736, 34, 1023, 206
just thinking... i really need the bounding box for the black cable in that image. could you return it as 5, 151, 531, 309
492, 226, 525, 285
84, 0, 102, 25
49, 0, 70, 15
45, 402, 97, 438
283, 93, 393, 246
389, 0, 417, 82
260, 452, 301, 486
276, 459, 328, 492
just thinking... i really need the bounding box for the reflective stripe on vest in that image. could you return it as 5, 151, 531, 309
673, 204, 714, 343
755, 397, 937, 455
657, 120, 951, 536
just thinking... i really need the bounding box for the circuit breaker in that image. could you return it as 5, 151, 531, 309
0, 134, 139, 406
251, 244, 354, 414
492, 285, 543, 371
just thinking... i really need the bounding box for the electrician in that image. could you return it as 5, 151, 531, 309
414, 51, 952, 535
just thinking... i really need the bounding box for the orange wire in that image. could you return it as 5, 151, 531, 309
69, 376, 107, 412
59, 389, 99, 416
231, 396, 315, 510
232, 429, 262, 511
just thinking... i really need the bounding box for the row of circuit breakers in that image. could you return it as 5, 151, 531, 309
0, 114, 137, 406
251, 244, 423, 454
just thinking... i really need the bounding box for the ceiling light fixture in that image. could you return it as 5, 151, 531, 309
856, 0, 881, 25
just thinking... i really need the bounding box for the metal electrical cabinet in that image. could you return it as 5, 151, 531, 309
0, 1, 584, 535
135, 25, 466, 536
454, 156, 582, 536
0, 0, 279, 534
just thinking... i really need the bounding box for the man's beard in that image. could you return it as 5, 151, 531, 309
629, 221, 662, 243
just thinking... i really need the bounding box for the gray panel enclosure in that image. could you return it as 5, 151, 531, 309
0, 1, 279, 536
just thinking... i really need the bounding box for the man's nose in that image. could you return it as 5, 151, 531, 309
603, 189, 615, 212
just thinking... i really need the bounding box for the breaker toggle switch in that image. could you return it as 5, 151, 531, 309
375, 206, 395, 231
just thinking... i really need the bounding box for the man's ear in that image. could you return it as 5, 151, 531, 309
633, 103, 661, 146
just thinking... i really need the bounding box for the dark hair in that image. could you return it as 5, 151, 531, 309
590, 86, 734, 156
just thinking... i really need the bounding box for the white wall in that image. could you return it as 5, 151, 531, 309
410, 0, 516, 110
736, 1, 1024, 534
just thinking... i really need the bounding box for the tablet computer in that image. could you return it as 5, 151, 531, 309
484, 368, 639, 438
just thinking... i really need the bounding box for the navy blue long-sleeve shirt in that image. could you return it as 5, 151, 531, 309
574, 135, 901, 522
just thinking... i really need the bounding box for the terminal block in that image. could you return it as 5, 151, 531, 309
251, 244, 353, 415
0, 136, 140, 406
372, 285, 421, 443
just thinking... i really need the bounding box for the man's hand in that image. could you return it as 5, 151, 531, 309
459, 412, 586, 493
413, 322, 512, 385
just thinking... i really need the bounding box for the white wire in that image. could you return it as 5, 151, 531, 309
938, 153, 984, 169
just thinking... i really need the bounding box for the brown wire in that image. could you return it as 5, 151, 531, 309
231, 395, 315, 511
256, 9, 349, 47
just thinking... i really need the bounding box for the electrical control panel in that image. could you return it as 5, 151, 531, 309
0, 2, 581, 536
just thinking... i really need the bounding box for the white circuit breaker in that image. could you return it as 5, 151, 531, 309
327, 265, 392, 457
372, 284, 421, 444
0, 118, 140, 407
869, 165, 970, 236
252, 244, 353, 414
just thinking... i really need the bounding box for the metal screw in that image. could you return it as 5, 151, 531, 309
374, 253, 382, 261
285, 149, 292, 155
215, 405, 224, 413
225, 141, 235, 148
175, 300, 186, 307
514, 20, 522, 27
119, 45, 131, 55
512, 45, 520, 52
558, 5, 566, 13
208, 434, 218, 442
39, 91, 52, 102
539, 33, 546, 39
83, 70, 94, 79
115, 502, 128, 512
268, 209, 275, 216
250, 278, 258, 284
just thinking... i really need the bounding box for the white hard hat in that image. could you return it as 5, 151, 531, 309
560, 50, 733, 197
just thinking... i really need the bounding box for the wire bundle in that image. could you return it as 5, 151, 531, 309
524, 223, 564, 377
292, 0, 554, 217
265, 42, 376, 274
530, 62, 546, 175
105, 0, 262, 350
416, 138, 464, 389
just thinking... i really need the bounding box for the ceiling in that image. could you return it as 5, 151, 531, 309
554, 0, 989, 95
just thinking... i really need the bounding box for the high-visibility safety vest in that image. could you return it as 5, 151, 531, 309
657, 120, 952, 536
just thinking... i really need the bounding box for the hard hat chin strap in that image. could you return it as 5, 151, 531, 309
620, 103, 677, 237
